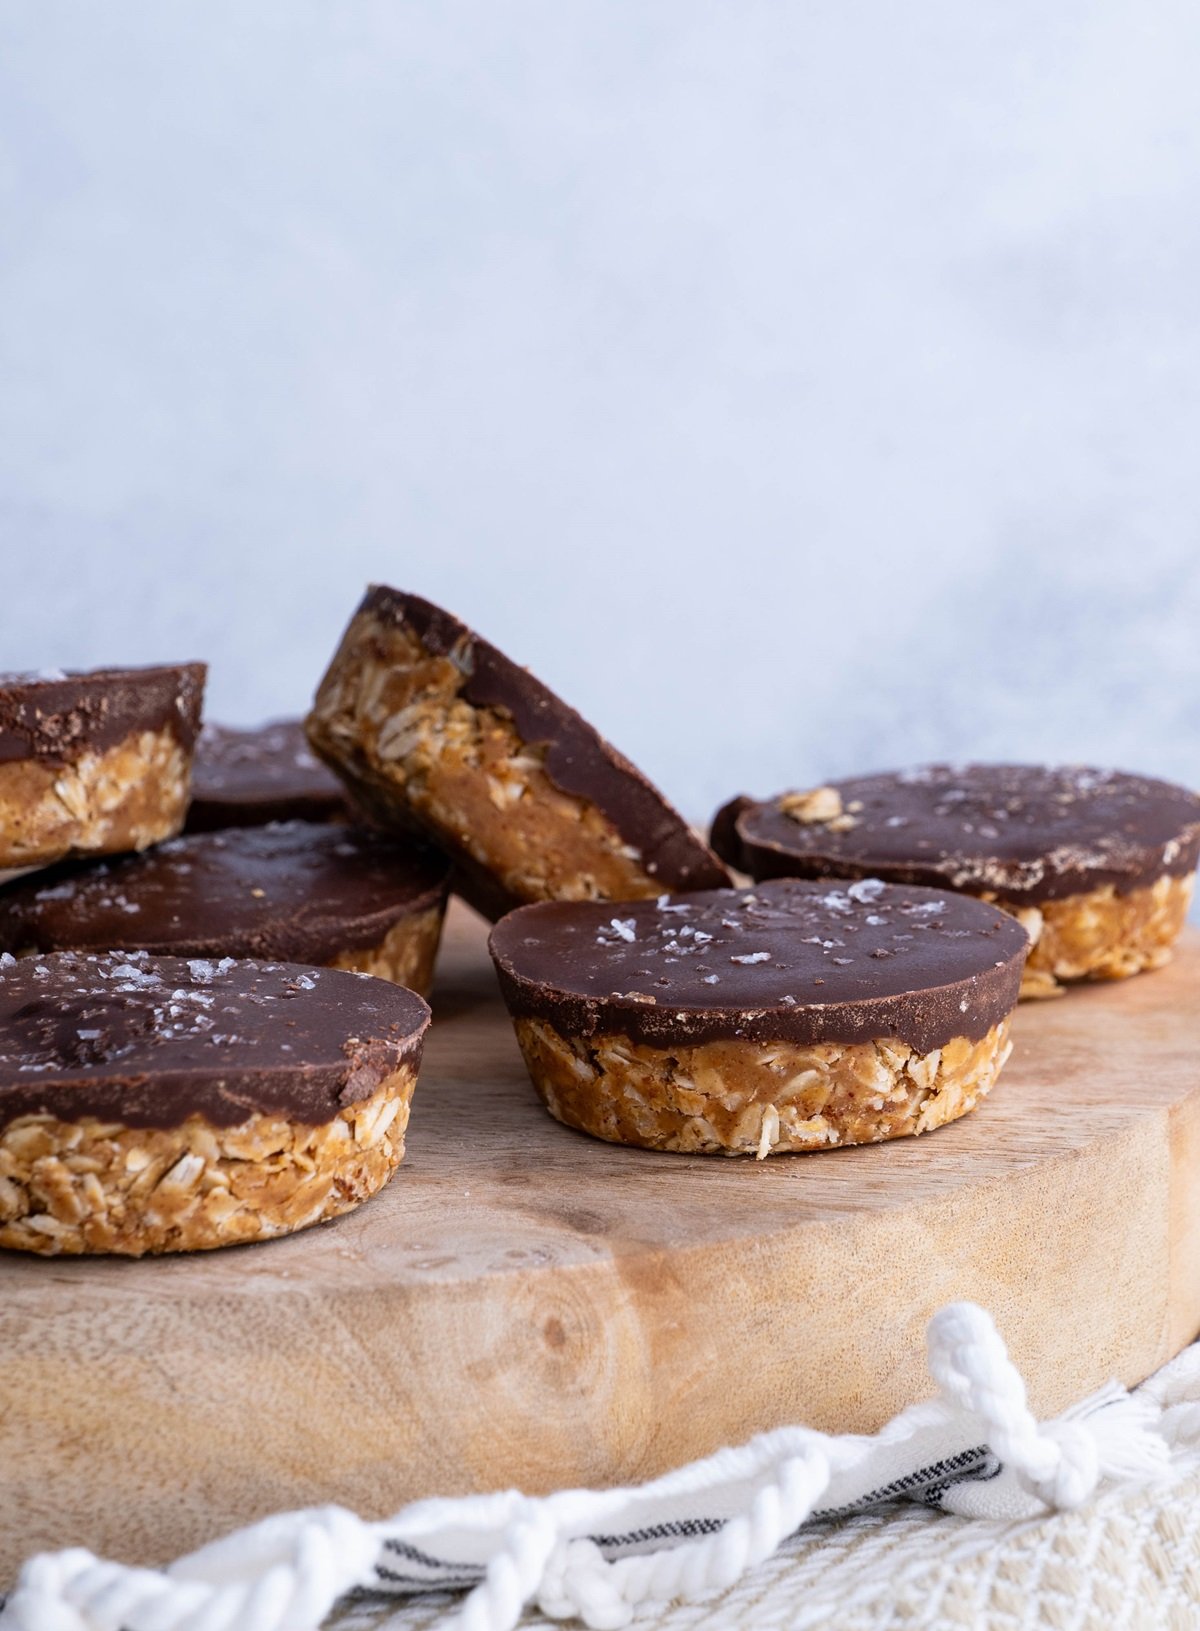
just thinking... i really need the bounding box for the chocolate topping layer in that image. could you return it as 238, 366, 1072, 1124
0, 822, 450, 965
0, 950, 429, 1131
490, 878, 1028, 1053
0, 664, 206, 766
352, 587, 730, 894
719, 766, 1200, 904
186, 720, 348, 832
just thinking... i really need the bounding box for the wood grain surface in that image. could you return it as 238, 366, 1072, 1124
3, 903, 1199, 1579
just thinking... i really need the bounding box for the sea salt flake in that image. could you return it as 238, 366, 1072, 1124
847, 878, 886, 904
731, 951, 771, 965
34, 881, 78, 901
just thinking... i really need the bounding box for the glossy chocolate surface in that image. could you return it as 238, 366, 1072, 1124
717, 766, 1200, 904
0, 950, 429, 1131
490, 877, 1028, 1052
0, 822, 449, 964
0, 665, 206, 766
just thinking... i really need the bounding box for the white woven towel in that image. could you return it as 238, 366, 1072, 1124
1, 1302, 1180, 1631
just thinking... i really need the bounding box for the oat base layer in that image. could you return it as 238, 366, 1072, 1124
0, 728, 192, 869
0, 1067, 416, 1256
329, 904, 445, 997
1003, 873, 1193, 999
309, 614, 661, 907
513, 1017, 1012, 1157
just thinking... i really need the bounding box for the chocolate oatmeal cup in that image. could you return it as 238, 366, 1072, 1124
0, 664, 205, 871
0, 821, 450, 997
713, 766, 1200, 999
490, 878, 1028, 1157
0, 950, 430, 1256
306, 588, 730, 920
185, 719, 348, 832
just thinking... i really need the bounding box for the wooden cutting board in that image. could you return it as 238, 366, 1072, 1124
3, 903, 1199, 1579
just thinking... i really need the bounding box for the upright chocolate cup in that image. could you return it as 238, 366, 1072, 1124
0, 821, 451, 997
0, 664, 205, 870
714, 766, 1200, 999
490, 878, 1028, 1156
185, 720, 348, 832
0, 950, 430, 1256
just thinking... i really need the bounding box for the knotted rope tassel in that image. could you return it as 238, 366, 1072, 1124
1, 1303, 1167, 1631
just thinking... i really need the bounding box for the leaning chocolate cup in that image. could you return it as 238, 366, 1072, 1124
0, 664, 206, 870
0, 820, 451, 997
489, 878, 1029, 1158
714, 766, 1200, 999
0, 950, 430, 1256
306, 586, 730, 919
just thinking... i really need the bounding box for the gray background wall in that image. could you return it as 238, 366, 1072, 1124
2, 1, 1198, 824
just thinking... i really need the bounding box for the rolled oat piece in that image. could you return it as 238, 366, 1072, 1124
306, 587, 731, 919
0, 664, 206, 871
185, 719, 348, 833
489, 877, 1028, 1157
0, 949, 430, 1255
713, 766, 1200, 999
0, 820, 450, 996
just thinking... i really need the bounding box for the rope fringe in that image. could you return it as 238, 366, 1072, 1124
0, 1302, 1171, 1631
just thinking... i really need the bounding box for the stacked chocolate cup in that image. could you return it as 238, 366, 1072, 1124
0, 667, 440, 1255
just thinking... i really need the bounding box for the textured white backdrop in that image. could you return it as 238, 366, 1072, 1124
1, 1, 1198, 824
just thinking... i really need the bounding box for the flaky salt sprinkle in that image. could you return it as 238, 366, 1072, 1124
847, 878, 886, 904
34, 880, 79, 901
598, 917, 636, 944
731, 951, 771, 965
108, 961, 160, 989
